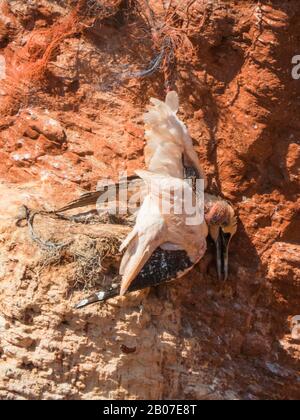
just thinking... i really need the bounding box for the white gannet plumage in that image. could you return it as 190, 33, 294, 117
118, 170, 208, 295
144, 91, 207, 188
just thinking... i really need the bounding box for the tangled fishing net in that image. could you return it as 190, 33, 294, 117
0, 0, 201, 115
0, 0, 126, 114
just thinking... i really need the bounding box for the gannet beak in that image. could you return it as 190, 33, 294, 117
215, 229, 231, 281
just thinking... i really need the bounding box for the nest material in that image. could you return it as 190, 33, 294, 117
22, 208, 131, 291
70, 233, 123, 290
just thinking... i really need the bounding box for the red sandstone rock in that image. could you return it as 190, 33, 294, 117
0, 0, 299, 401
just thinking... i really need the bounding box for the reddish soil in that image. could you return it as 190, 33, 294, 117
0, 0, 299, 400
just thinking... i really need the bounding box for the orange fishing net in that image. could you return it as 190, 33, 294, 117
8, 1, 85, 88
0, 0, 123, 114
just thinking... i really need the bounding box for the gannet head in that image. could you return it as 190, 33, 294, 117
205, 198, 237, 281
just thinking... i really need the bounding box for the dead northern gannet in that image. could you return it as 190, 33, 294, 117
51, 91, 237, 308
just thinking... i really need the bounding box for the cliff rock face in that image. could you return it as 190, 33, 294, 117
0, 0, 299, 400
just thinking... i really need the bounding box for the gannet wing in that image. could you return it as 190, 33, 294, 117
119, 194, 166, 295
54, 175, 143, 213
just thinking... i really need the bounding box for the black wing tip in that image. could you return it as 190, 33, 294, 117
74, 289, 119, 309
74, 298, 91, 309
74, 294, 102, 309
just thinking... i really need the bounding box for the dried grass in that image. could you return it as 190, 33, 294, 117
70, 234, 122, 290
